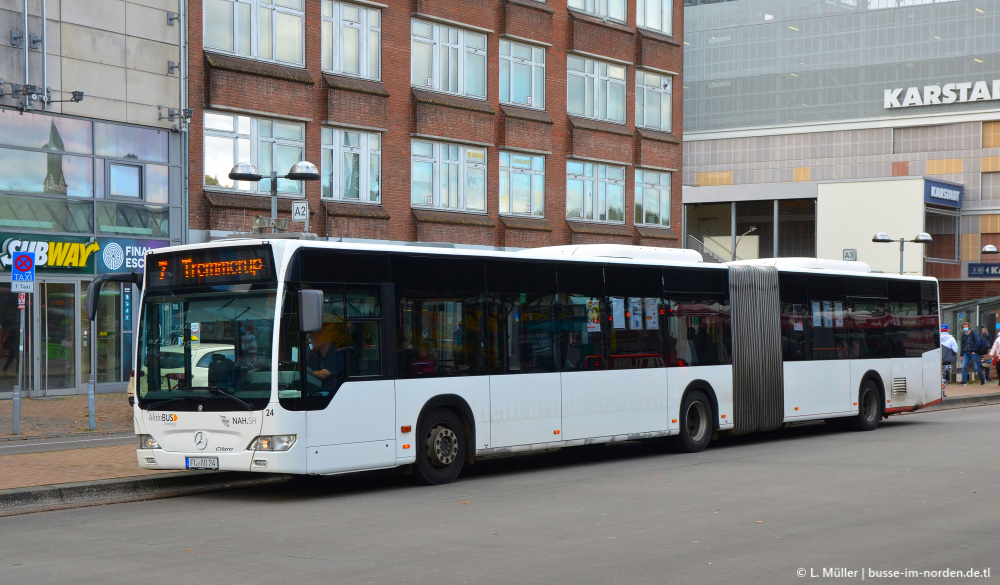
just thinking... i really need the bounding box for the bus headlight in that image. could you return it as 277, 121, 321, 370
248, 435, 296, 451
138, 434, 161, 449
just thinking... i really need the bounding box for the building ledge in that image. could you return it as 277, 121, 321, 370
324, 74, 389, 97
324, 200, 391, 219
637, 28, 681, 47
636, 127, 681, 144
505, 0, 554, 14
635, 226, 678, 240
501, 104, 553, 124
204, 190, 300, 212
566, 221, 632, 237
500, 215, 552, 231
412, 208, 496, 227
412, 88, 495, 115
568, 10, 634, 35
568, 115, 632, 136
205, 52, 315, 85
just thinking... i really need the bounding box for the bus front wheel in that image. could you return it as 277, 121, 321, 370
678, 390, 712, 453
848, 380, 882, 432
413, 408, 467, 485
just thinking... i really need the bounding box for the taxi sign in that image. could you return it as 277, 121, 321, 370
11, 251, 34, 293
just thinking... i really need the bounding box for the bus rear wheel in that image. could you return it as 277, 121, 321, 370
413, 408, 467, 485
678, 390, 712, 453
848, 380, 882, 432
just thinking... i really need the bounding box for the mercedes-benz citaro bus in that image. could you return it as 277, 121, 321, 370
89, 239, 943, 485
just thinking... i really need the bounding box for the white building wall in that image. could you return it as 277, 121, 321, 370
817, 179, 926, 275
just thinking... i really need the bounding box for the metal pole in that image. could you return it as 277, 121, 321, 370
22, 0, 29, 86
899, 237, 905, 275
12, 295, 25, 434
270, 170, 278, 232
87, 315, 95, 431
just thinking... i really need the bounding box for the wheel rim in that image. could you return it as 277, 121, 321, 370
426, 424, 459, 469
861, 387, 877, 421
685, 401, 708, 442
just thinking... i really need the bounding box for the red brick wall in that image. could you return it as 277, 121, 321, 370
501, 116, 553, 153
327, 88, 387, 128
187, 0, 685, 248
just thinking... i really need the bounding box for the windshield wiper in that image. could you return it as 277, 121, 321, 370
145, 396, 193, 410
188, 386, 256, 411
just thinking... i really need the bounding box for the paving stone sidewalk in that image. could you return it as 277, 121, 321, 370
1, 394, 133, 440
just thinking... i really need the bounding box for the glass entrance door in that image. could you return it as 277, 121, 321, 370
0, 283, 33, 395
41, 281, 78, 393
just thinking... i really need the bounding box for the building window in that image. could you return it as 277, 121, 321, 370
203, 111, 305, 195
637, 0, 672, 36
635, 169, 670, 227
203, 0, 305, 66
109, 164, 141, 198
322, 128, 380, 203
567, 56, 626, 123
411, 140, 486, 212
500, 40, 545, 109
566, 160, 625, 223
410, 19, 487, 99
499, 152, 544, 217
322, 1, 380, 80
636, 71, 672, 132
567, 0, 625, 22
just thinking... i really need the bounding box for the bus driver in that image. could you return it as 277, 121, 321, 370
307, 322, 345, 392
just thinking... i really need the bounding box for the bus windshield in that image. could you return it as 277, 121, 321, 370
136, 288, 277, 411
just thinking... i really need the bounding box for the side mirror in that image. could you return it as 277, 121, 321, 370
298, 289, 324, 332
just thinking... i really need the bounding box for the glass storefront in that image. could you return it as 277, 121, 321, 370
0, 107, 181, 396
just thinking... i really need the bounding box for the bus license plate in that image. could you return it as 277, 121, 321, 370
186, 457, 219, 470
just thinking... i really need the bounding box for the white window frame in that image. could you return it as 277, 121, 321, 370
567, 55, 627, 123
500, 39, 546, 110
565, 160, 626, 224
637, 0, 673, 36
567, 0, 625, 23
322, 1, 381, 80
635, 169, 671, 228
203, 0, 305, 66
322, 127, 381, 203
203, 111, 305, 195
499, 151, 545, 217
410, 19, 488, 99
410, 140, 487, 212
636, 70, 672, 132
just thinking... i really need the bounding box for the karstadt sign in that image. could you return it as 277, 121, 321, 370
884, 80, 1000, 109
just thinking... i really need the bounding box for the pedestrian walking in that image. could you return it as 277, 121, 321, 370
987, 329, 1000, 385
960, 322, 985, 386
980, 326, 994, 382
941, 324, 958, 393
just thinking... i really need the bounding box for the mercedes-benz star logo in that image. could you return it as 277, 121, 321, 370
194, 431, 208, 450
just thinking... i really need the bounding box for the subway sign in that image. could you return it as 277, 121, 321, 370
885, 80, 1000, 109
0, 235, 100, 273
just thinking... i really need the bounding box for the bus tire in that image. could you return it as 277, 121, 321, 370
848, 379, 882, 432
413, 408, 467, 485
678, 390, 713, 453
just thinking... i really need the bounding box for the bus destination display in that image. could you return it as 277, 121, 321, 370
149, 246, 276, 289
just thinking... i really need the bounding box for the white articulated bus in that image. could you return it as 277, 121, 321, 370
89, 239, 943, 485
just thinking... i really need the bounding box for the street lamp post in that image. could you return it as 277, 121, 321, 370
229, 161, 320, 232
872, 232, 933, 275
733, 226, 756, 261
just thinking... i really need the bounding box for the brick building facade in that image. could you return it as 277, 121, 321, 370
188, 0, 684, 249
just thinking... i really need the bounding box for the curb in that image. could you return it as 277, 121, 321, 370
0, 471, 292, 517
906, 393, 1000, 413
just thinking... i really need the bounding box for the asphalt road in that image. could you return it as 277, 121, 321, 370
3, 404, 999, 585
